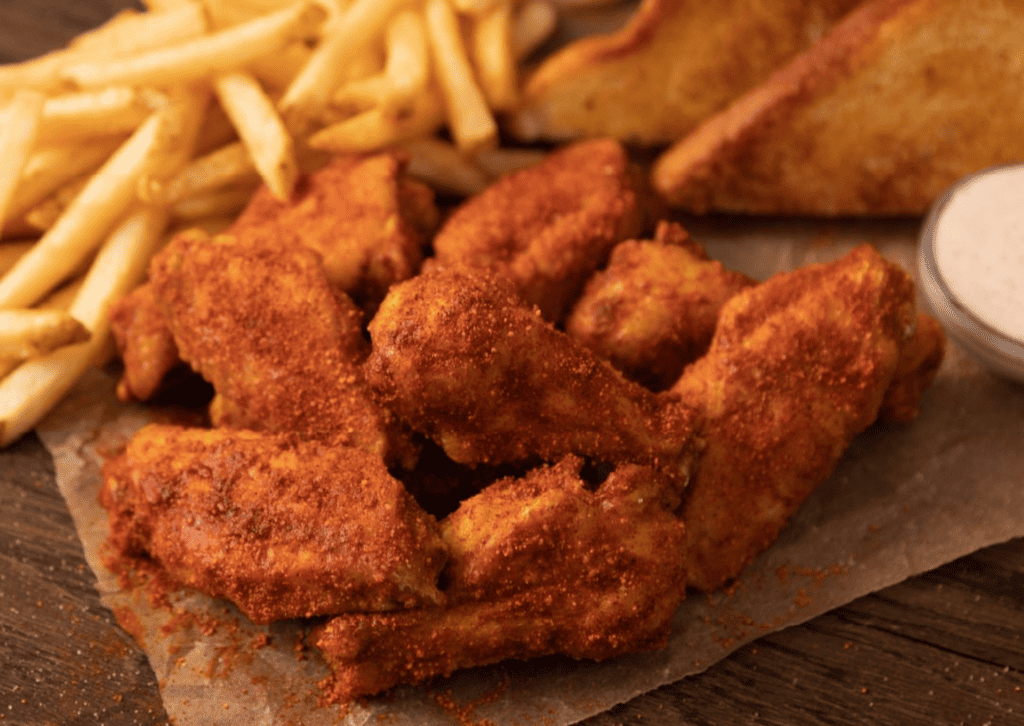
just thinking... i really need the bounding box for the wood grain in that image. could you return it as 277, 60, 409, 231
1, 3, 1023, 725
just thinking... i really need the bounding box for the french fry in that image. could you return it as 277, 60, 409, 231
214, 71, 297, 200
0, 90, 45, 230
511, 0, 557, 60
36, 87, 167, 143
0, 205, 169, 446
424, 0, 498, 153
0, 242, 33, 276
247, 39, 314, 93
470, 2, 518, 111
0, 102, 184, 309
68, 4, 208, 59
0, 309, 90, 361
308, 86, 444, 152
277, 0, 412, 127
449, 0, 502, 15
0, 4, 209, 95
165, 141, 259, 203
23, 176, 90, 233
404, 137, 490, 196
170, 183, 261, 221
332, 10, 429, 116
62, 1, 325, 90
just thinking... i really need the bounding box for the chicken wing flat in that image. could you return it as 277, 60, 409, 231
878, 312, 946, 423
315, 456, 687, 704
230, 152, 438, 312
429, 138, 645, 322
148, 228, 416, 467
669, 244, 931, 591
565, 221, 755, 390
365, 265, 702, 482
100, 424, 447, 624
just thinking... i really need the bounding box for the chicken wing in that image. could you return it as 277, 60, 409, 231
109, 282, 181, 402
365, 265, 702, 482
230, 151, 438, 313
148, 228, 416, 467
878, 312, 946, 423
566, 221, 755, 390
100, 424, 447, 624
429, 138, 645, 322
315, 456, 687, 704
669, 244, 928, 591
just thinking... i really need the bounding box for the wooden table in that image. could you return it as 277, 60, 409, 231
2, 4, 1024, 724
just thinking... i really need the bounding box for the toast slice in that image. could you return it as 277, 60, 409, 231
507, 0, 863, 145
652, 0, 1024, 215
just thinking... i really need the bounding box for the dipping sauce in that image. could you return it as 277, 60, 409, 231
918, 164, 1024, 382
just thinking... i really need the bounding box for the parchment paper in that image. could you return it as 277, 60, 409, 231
36, 217, 1024, 726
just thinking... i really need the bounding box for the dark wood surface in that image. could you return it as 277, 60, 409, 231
2, 4, 1024, 725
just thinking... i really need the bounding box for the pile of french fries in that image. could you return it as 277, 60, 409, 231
0, 0, 569, 446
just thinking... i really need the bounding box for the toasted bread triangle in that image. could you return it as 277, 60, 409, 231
508, 0, 862, 145
652, 0, 1024, 215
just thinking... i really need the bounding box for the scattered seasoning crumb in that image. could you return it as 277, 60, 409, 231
860, 687, 869, 695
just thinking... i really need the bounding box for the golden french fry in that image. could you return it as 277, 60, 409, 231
247, 39, 313, 92
170, 183, 261, 221
69, 4, 208, 58
63, 1, 325, 90
424, 0, 497, 153
0, 309, 90, 361
308, 86, 444, 152
277, 0, 412, 126
36, 87, 167, 143
0, 90, 46, 229
214, 71, 297, 200
165, 141, 259, 202
470, 2, 518, 111
472, 145, 548, 178
332, 10, 429, 115
0, 242, 33, 276
449, 0, 502, 15
511, 0, 557, 60
23, 176, 90, 233
0, 102, 185, 309
404, 137, 490, 196
0, 205, 169, 446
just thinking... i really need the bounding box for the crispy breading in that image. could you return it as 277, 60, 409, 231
148, 228, 417, 467
365, 265, 702, 482
509, 0, 861, 145
878, 312, 946, 423
652, 0, 1024, 214
100, 424, 447, 624
230, 151, 438, 313
109, 282, 180, 402
670, 245, 926, 591
565, 221, 755, 390
429, 138, 644, 322
315, 456, 686, 704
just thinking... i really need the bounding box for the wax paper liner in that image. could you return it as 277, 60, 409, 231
36, 218, 1024, 726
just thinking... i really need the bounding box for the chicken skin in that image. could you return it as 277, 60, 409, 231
230, 151, 438, 313
315, 456, 687, 704
100, 424, 448, 624
109, 283, 181, 402
566, 221, 756, 390
365, 266, 702, 482
148, 228, 416, 467
878, 312, 946, 423
430, 138, 645, 322
670, 244, 930, 591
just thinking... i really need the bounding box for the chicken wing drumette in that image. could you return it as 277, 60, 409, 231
670, 244, 939, 591
365, 266, 701, 482
315, 456, 686, 704
100, 424, 447, 624
148, 228, 416, 467
566, 221, 756, 390
430, 138, 645, 322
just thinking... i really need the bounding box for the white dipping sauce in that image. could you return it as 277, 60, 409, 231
933, 167, 1024, 342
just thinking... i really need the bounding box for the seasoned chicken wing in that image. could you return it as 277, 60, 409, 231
670, 244, 929, 591
100, 424, 447, 624
230, 151, 438, 313
109, 283, 181, 402
566, 221, 755, 390
315, 456, 687, 704
430, 138, 645, 322
148, 228, 416, 467
878, 312, 946, 423
365, 266, 702, 482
